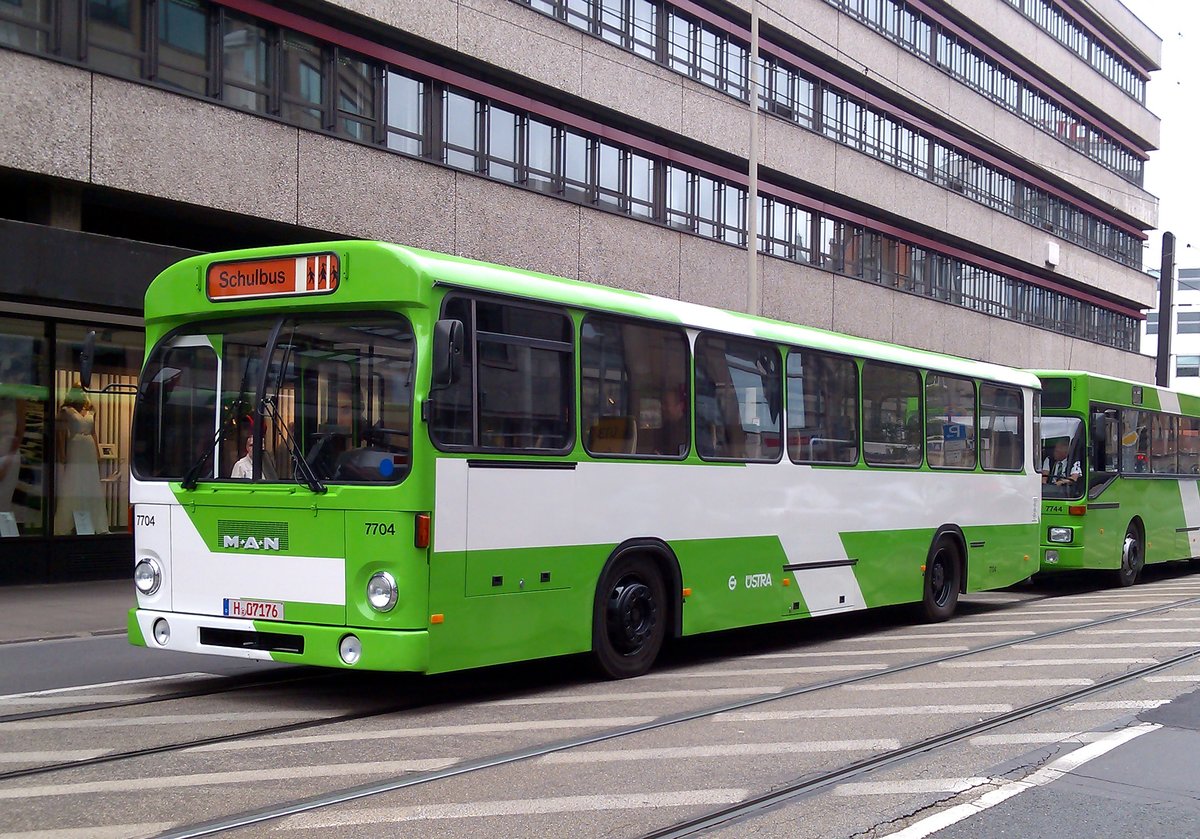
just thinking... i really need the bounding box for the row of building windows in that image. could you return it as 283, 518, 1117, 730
429, 294, 1027, 471
822, 0, 1145, 186
0, 0, 1140, 350
1001, 0, 1146, 102
761, 53, 1139, 268
514, 0, 1142, 268
1145, 312, 1200, 336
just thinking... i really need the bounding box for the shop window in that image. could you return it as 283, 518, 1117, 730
54, 325, 142, 535
0, 318, 49, 538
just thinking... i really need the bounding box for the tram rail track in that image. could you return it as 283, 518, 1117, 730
130, 591, 1200, 839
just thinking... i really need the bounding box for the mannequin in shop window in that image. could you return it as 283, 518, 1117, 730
54, 385, 109, 535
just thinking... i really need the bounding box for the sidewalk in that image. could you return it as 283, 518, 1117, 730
0, 580, 132, 644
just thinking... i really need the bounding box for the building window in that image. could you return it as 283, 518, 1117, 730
156, 0, 210, 94
221, 12, 270, 113
0, 0, 53, 52
88, 0, 146, 78
53, 325, 142, 536
279, 31, 324, 129
1178, 356, 1200, 378
0, 318, 49, 538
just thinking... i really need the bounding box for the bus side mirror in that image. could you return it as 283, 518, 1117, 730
79, 330, 97, 391
432, 319, 464, 388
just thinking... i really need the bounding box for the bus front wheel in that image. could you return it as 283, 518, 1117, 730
920, 538, 962, 622
1114, 525, 1143, 588
592, 555, 667, 679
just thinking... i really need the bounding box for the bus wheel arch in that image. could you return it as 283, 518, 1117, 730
1115, 518, 1145, 587
920, 527, 965, 622
591, 539, 680, 679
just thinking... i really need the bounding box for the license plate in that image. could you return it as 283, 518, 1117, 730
223, 598, 285, 621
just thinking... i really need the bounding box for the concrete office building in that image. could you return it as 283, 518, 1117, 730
0, 0, 1162, 582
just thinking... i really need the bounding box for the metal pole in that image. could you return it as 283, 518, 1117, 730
1156, 232, 1176, 387
746, 2, 760, 316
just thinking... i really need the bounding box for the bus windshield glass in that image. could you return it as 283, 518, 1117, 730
133, 314, 414, 485
1040, 416, 1084, 499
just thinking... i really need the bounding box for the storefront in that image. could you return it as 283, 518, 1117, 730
0, 219, 196, 584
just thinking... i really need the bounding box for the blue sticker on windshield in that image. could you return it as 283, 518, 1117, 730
378, 458, 395, 478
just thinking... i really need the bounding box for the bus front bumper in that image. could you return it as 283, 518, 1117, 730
128, 608, 430, 672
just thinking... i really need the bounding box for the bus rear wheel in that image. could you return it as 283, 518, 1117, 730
593, 555, 667, 679
920, 538, 962, 622
1114, 525, 1143, 588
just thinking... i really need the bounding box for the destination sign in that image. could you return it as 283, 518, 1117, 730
207, 253, 340, 300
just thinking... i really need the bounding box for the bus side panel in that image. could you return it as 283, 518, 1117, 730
960, 523, 1039, 591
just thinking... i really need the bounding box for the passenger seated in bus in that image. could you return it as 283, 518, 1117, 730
1042, 439, 1081, 486
231, 437, 253, 479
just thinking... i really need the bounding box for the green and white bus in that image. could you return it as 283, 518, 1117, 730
118, 241, 1041, 677
1036, 371, 1200, 586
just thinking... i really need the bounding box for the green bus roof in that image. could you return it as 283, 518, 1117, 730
147, 240, 1040, 390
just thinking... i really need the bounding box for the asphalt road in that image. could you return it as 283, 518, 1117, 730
2, 568, 1200, 838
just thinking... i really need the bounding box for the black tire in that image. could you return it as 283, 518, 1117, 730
920, 538, 962, 622
1114, 524, 1143, 587
592, 554, 667, 679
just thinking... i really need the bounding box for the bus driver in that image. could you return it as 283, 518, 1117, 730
1042, 439, 1082, 487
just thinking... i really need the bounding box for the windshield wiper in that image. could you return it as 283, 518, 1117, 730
259, 391, 326, 494
180, 421, 231, 490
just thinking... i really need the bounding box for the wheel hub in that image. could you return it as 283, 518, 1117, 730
607, 579, 657, 653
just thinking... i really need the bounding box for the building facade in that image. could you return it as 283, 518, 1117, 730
0, 0, 1162, 582
1144, 268, 1200, 393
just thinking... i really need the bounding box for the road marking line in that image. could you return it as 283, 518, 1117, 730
716, 704, 1011, 721
1012, 648, 1200, 652
969, 732, 1107, 745
539, 739, 899, 764
834, 777, 991, 796
487, 687, 784, 706
0, 760, 458, 801
884, 723, 1160, 839
845, 631, 1035, 640
938, 658, 1155, 668
191, 717, 656, 753
747, 647, 965, 659
4, 711, 309, 732
0, 824, 175, 838
1063, 700, 1171, 710
276, 789, 751, 829
847, 679, 1092, 691
1145, 674, 1200, 682
0, 749, 111, 764
642, 664, 884, 679
0, 673, 212, 701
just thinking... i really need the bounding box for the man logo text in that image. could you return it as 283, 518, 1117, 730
222, 535, 281, 551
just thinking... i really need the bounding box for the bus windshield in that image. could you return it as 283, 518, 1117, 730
1040, 416, 1084, 499
132, 314, 414, 486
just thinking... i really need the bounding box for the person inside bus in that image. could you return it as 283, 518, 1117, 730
1042, 438, 1082, 487
231, 437, 253, 479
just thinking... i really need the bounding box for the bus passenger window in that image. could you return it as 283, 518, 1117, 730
431, 296, 573, 453
695, 334, 780, 462
580, 316, 689, 458
925, 374, 976, 470
786, 350, 858, 465
861, 362, 922, 467
980, 384, 1023, 472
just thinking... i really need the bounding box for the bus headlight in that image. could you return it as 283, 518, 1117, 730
1048, 527, 1074, 544
134, 558, 162, 595
366, 571, 398, 612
